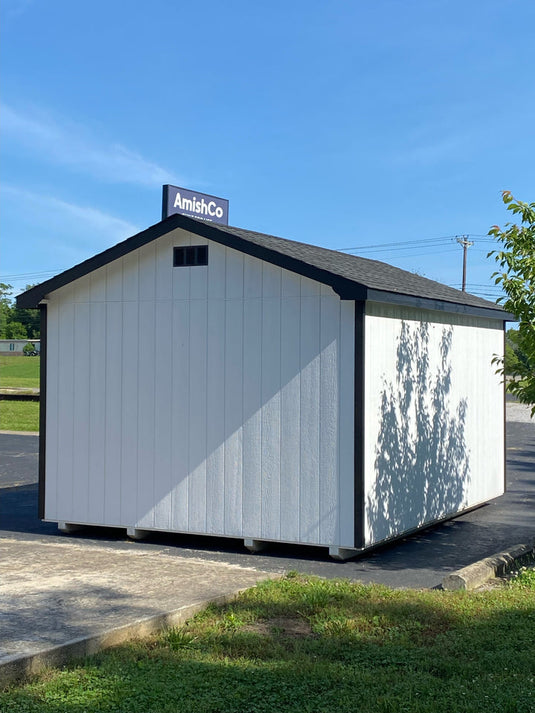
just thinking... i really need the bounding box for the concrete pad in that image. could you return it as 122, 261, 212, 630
0, 537, 276, 686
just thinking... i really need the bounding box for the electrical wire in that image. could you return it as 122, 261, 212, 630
336, 234, 495, 253
0, 270, 62, 281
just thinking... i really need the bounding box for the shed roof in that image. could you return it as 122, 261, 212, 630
17, 213, 511, 320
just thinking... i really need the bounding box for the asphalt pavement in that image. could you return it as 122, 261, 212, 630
1, 405, 534, 588
0, 403, 534, 684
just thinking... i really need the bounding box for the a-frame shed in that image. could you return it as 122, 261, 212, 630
18, 214, 511, 558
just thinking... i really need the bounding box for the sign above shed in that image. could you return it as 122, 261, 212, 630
162, 184, 229, 225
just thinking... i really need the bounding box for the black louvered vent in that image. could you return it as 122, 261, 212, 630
173, 245, 208, 267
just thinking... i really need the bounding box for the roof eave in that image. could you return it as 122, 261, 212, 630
15, 213, 512, 320
365, 288, 514, 321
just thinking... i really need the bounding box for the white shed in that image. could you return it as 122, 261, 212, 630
18, 214, 511, 559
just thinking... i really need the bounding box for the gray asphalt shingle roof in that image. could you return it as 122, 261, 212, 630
219, 223, 500, 312
17, 213, 509, 318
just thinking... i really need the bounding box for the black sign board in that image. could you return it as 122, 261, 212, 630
162, 185, 229, 225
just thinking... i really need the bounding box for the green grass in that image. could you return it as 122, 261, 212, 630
0, 356, 40, 430
2, 573, 535, 712
0, 355, 40, 389
0, 400, 40, 431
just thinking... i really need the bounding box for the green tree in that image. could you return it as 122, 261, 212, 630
11, 306, 40, 338
0, 283, 40, 339
10, 284, 40, 338
488, 191, 535, 414
505, 328, 534, 377
0, 283, 13, 338
6, 321, 28, 339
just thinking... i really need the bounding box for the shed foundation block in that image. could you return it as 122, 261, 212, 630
244, 538, 268, 553
329, 546, 357, 561
126, 528, 149, 541
58, 522, 82, 534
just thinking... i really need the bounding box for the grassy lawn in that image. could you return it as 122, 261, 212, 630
0, 400, 40, 431
2, 571, 534, 712
0, 356, 40, 389
0, 356, 40, 431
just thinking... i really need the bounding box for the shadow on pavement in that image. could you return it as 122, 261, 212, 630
0, 422, 533, 586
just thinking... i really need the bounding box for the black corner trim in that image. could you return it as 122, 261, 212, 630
503, 326, 507, 495
354, 300, 365, 549
38, 304, 47, 520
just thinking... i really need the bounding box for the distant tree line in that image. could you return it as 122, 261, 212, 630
0, 283, 40, 339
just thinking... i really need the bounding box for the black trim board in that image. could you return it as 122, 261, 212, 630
503, 328, 507, 496
354, 301, 365, 549
38, 304, 47, 520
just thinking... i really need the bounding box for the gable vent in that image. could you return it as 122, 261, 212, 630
173, 245, 208, 267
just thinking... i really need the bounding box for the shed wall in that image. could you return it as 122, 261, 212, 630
44, 228, 355, 548
363, 301, 505, 547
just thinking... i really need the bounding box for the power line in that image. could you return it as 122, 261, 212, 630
336, 234, 494, 253
0, 270, 63, 281
380, 248, 458, 259
337, 235, 458, 252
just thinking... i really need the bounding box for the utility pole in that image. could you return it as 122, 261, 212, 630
456, 236, 474, 292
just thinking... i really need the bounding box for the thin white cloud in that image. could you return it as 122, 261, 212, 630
2, 185, 140, 249
2, 104, 179, 186
0, 0, 34, 20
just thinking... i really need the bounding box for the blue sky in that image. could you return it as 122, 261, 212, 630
1, 0, 534, 300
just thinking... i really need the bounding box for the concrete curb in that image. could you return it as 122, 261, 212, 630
442, 542, 535, 591
0, 430, 39, 436
0, 587, 255, 689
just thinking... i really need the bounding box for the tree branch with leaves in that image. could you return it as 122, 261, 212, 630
488, 191, 535, 414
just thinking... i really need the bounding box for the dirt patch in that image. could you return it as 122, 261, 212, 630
244, 617, 314, 638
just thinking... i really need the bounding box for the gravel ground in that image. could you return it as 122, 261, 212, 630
506, 401, 535, 424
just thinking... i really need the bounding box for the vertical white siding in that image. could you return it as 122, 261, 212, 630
242, 255, 263, 537
137, 298, 156, 529
299, 278, 321, 543
170, 298, 190, 530
88, 297, 106, 525
56, 295, 75, 521
261, 263, 282, 540
188, 297, 208, 533
120, 298, 139, 526
153, 298, 173, 530
72, 297, 90, 523
205, 241, 226, 534
319, 286, 341, 544
280, 271, 301, 543
44, 229, 355, 548
363, 302, 505, 547
104, 298, 122, 523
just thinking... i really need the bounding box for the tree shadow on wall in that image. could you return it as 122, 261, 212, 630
367, 322, 471, 544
